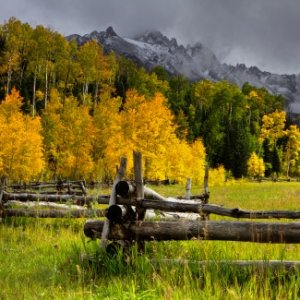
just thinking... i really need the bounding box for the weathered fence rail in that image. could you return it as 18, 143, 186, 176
8, 180, 87, 195
249, 177, 300, 183
1, 181, 300, 220
3, 208, 105, 218
84, 219, 300, 243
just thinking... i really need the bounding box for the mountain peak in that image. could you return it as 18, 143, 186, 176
136, 30, 178, 49
105, 26, 118, 37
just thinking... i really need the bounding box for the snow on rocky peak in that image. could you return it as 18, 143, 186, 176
66, 27, 300, 113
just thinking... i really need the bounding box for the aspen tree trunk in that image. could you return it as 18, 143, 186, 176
44, 61, 48, 108
94, 81, 99, 104
6, 59, 12, 95
83, 81, 89, 104
32, 66, 37, 117
19, 60, 26, 89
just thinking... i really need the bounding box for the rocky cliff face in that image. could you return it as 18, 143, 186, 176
67, 27, 300, 113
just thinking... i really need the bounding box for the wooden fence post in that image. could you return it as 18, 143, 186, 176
185, 178, 192, 200
204, 164, 209, 200
100, 157, 127, 249
202, 164, 210, 220
133, 151, 145, 220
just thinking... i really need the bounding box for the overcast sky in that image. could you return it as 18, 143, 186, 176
1, 0, 300, 74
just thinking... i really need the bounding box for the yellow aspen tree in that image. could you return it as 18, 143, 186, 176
165, 139, 193, 183
260, 110, 286, 146
120, 90, 206, 182
0, 88, 45, 183
209, 165, 226, 186
16, 116, 45, 181
78, 40, 107, 105
284, 125, 300, 177
166, 139, 206, 184
42, 88, 64, 177
247, 152, 265, 178
189, 139, 206, 184
93, 88, 206, 183
92, 95, 124, 180
42, 89, 95, 179
121, 91, 177, 179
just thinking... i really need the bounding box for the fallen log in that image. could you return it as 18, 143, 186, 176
84, 220, 300, 243
3, 208, 105, 218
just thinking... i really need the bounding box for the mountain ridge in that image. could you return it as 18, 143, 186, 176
66, 27, 300, 113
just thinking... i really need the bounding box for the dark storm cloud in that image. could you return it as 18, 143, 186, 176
1, 0, 300, 74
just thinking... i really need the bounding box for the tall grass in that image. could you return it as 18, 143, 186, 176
0, 182, 299, 299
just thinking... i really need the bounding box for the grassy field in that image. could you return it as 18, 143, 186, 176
0, 182, 300, 299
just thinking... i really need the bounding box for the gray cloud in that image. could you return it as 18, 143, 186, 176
1, 0, 300, 74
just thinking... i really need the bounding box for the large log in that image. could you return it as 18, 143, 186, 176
84, 220, 300, 243
3, 208, 105, 218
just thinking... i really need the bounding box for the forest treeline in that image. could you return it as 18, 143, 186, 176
0, 17, 299, 184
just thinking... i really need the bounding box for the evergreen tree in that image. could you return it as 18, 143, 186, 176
223, 119, 253, 178
271, 145, 281, 177
262, 138, 272, 177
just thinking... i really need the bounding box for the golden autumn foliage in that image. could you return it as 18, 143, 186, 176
208, 165, 226, 186
92, 94, 123, 180
247, 152, 265, 178
42, 89, 95, 179
260, 110, 286, 145
284, 125, 300, 177
92, 90, 206, 183
0, 88, 45, 182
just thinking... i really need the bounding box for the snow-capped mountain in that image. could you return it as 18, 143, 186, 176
67, 27, 300, 113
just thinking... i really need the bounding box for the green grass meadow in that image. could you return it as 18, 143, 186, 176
0, 182, 300, 299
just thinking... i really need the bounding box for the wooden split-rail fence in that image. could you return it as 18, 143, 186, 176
1, 152, 300, 269
0, 179, 108, 218
83, 152, 300, 269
